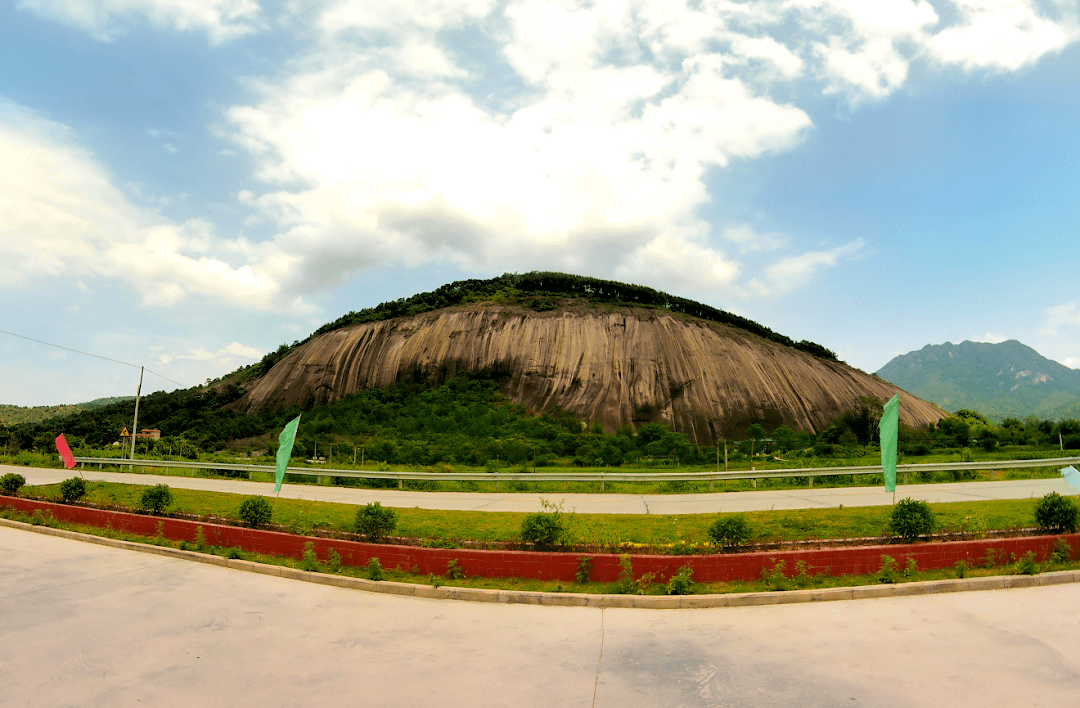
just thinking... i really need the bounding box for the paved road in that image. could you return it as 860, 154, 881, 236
7, 463, 1077, 515
2, 524, 1079, 707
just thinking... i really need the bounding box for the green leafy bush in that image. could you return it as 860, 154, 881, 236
327, 548, 342, 574
139, 484, 172, 515
665, 566, 694, 595
520, 500, 570, 548
575, 556, 593, 583
0, 472, 25, 496
1015, 550, 1039, 575
366, 557, 384, 581
609, 555, 654, 594
1034, 492, 1079, 533
446, 559, 466, 580
888, 498, 935, 542
877, 555, 899, 584
707, 513, 752, 548
58, 476, 87, 503
1049, 538, 1073, 564
354, 502, 398, 542
300, 542, 320, 571
237, 495, 273, 528
761, 559, 788, 591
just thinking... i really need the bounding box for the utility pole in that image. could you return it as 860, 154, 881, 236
128, 366, 144, 471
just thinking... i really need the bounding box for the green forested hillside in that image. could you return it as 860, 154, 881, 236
876, 340, 1080, 422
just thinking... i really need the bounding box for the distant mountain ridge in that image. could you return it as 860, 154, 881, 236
0, 397, 135, 427
875, 340, 1080, 421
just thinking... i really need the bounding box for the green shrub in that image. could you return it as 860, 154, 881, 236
366, 557, 384, 581
609, 554, 654, 594
139, 484, 172, 515
327, 548, 342, 574
446, 559, 466, 580
954, 561, 968, 579
300, 542, 320, 572
761, 559, 788, 591
520, 499, 569, 549
59, 476, 87, 503
665, 566, 694, 595
888, 498, 935, 542
0, 472, 25, 496
1034, 492, 1079, 533
575, 556, 593, 583
354, 502, 398, 542
793, 560, 813, 588
224, 547, 243, 559
1049, 538, 1073, 564
707, 513, 752, 547
1015, 550, 1039, 575
877, 555, 899, 584
237, 496, 273, 528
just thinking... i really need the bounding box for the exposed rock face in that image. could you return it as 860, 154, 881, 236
232, 305, 946, 443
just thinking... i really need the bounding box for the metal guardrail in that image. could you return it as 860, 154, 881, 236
73, 455, 1080, 491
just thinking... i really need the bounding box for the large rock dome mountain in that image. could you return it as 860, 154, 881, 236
230, 274, 945, 444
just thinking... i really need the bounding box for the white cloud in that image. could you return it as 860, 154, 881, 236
218, 0, 1079, 302
16, 0, 261, 42
168, 341, 261, 363
757, 239, 864, 294
975, 332, 1008, 343
1041, 301, 1080, 335
928, 0, 1076, 71
808, 0, 939, 100
1063, 357, 1080, 370
722, 224, 787, 253
0, 99, 298, 311
12, 0, 1079, 317
227, 0, 815, 299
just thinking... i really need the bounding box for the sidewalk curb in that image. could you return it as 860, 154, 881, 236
5, 517, 1079, 608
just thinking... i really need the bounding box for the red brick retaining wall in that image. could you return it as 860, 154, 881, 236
3, 496, 1076, 583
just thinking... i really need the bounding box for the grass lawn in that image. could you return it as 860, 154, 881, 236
3, 504, 1077, 596
5, 445, 1074, 497
20, 479, 1056, 551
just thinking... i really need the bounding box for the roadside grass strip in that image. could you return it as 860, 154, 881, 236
17, 480, 1065, 550
3, 512, 1079, 608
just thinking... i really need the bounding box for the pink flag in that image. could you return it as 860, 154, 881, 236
55, 434, 76, 469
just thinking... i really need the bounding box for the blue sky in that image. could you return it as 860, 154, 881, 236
2, 0, 1079, 407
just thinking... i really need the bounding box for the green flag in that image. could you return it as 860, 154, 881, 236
880, 394, 900, 493
275, 415, 301, 493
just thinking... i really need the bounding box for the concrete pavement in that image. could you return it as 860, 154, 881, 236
7, 462, 1077, 514
3, 524, 1080, 707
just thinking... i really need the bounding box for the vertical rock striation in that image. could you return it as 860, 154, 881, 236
231, 305, 945, 443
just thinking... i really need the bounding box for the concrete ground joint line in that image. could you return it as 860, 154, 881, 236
591, 608, 605, 708
641, 497, 649, 514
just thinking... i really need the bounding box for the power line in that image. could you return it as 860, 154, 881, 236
0, 329, 185, 387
